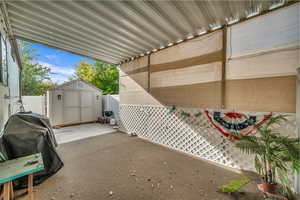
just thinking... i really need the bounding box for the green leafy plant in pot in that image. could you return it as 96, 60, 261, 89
230, 115, 300, 198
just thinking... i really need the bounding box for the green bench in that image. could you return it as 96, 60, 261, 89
0, 153, 44, 200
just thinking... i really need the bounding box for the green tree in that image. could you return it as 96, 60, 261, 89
19, 41, 53, 95
74, 61, 119, 95
74, 61, 95, 82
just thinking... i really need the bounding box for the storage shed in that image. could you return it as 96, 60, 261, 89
47, 79, 102, 126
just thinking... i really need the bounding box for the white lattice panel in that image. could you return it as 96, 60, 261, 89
119, 104, 296, 173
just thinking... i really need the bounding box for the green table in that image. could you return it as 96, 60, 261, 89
0, 153, 44, 200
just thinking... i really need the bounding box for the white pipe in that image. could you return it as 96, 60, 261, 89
296, 67, 300, 194
295, 67, 300, 194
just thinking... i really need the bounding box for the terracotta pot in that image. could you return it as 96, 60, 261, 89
260, 182, 277, 193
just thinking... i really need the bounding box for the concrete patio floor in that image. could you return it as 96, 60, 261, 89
18, 132, 262, 200
53, 123, 116, 144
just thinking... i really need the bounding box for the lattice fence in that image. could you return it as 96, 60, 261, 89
119, 104, 297, 173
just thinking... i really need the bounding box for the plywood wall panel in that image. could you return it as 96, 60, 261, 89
227, 47, 299, 80
120, 72, 148, 91
150, 50, 223, 73
150, 82, 222, 108
225, 76, 296, 113
120, 74, 148, 93
120, 90, 160, 105
120, 5, 298, 112
151, 30, 223, 65
120, 29, 223, 108
151, 62, 222, 88
120, 56, 149, 75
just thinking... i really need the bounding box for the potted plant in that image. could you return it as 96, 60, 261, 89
231, 115, 300, 199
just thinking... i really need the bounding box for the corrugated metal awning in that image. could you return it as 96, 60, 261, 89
2, 0, 295, 64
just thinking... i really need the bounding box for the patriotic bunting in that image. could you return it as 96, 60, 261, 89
166, 106, 271, 140
204, 110, 271, 140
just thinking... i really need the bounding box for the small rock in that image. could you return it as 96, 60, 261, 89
147, 178, 151, 181
51, 197, 56, 200
70, 193, 74, 198
130, 170, 136, 176
163, 161, 167, 165
109, 191, 113, 196
170, 185, 174, 189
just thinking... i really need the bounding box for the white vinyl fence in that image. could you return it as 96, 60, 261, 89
102, 95, 119, 124
22, 96, 46, 115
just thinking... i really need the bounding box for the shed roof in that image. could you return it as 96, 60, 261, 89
1, 0, 296, 65
49, 79, 102, 92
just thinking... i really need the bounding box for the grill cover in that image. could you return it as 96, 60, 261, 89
0, 112, 63, 189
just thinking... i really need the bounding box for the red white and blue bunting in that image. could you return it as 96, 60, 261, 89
166, 106, 272, 140
204, 111, 271, 140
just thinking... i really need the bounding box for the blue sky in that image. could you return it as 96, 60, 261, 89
29, 42, 94, 84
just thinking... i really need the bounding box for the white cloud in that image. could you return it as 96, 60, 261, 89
37, 61, 75, 76
51, 74, 70, 84
45, 55, 57, 60
36, 61, 75, 84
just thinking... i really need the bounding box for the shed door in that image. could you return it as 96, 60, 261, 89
63, 90, 96, 124
63, 90, 81, 124
80, 91, 95, 122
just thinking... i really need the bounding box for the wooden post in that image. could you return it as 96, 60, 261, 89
148, 54, 151, 93
9, 181, 14, 200
3, 182, 10, 200
28, 174, 33, 200
221, 26, 227, 109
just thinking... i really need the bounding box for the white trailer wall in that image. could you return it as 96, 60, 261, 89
0, 12, 21, 131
